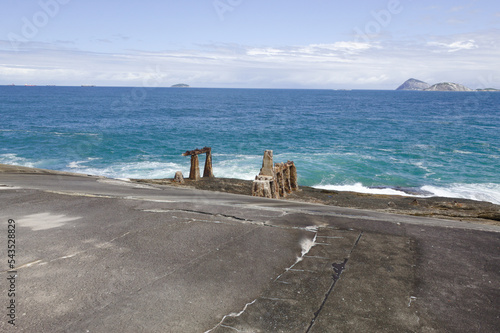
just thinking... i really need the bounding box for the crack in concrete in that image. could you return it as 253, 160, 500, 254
205, 231, 319, 332
2, 230, 133, 273
220, 324, 240, 332
305, 231, 364, 333
140, 208, 253, 222
59, 227, 259, 333
204, 299, 258, 333
140, 208, 326, 234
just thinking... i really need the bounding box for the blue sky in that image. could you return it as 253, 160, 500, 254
1, 0, 499, 89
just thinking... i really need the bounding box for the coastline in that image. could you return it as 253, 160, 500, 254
134, 177, 500, 226
1, 163, 498, 225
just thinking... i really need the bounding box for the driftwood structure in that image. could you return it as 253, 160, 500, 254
182, 147, 214, 180
252, 150, 298, 199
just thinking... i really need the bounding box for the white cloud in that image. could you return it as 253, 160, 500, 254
246, 47, 284, 56
1, 30, 499, 90
308, 41, 375, 52
427, 39, 478, 52
247, 41, 375, 58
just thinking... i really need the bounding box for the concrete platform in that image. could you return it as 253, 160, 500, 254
0, 173, 499, 332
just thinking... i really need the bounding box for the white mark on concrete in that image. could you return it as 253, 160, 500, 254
303, 255, 330, 259
204, 299, 257, 333
274, 232, 318, 282
408, 296, 417, 307
305, 226, 318, 232
0, 184, 21, 190
60, 254, 77, 259
98, 178, 161, 190
129, 198, 176, 203
12, 259, 43, 270
287, 268, 316, 273
18, 212, 81, 230
94, 231, 132, 249
45, 190, 114, 198
277, 280, 291, 284
299, 233, 317, 260
260, 297, 300, 305
108, 231, 131, 243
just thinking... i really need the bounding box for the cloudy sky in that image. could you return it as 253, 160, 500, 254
1, 0, 499, 89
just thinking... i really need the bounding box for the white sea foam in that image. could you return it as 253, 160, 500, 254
64, 161, 188, 179
314, 182, 500, 205
212, 165, 259, 180
421, 183, 500, 205
67, 160, 86, 168
314, 183, 413, 196
0, 153, 36, 168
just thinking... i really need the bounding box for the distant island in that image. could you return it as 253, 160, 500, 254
396, 78, 499, 92
476, 88, 500, 92
425, 82, 473, 92
171, 83, 190, 88
396, 78, 430, 91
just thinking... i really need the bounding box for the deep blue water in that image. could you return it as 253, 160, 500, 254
1, 86, 499, 203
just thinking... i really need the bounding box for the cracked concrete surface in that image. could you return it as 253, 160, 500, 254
0, 173, 499, 332
208, 230, 368, 333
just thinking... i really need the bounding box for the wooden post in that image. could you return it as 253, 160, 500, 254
189, 155, 200, 180
284, 164, 292, 193
203, 148, 214, 178
275, 163, 286, 197
183, 147, 212, 181
290, 162, 298, 191
270, 177, 279, 199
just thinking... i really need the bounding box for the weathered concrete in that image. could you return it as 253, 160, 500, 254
0, 171, 499, 332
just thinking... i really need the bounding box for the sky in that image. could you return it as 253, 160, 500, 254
1, 0, 499, 89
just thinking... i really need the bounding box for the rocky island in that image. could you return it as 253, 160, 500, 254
477, 88, 500, 92
171, 83, 190, 88
396, 78, 430, 90
396, 78, 499, 92
425, 82, 473, 91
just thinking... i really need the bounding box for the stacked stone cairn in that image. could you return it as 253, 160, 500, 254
252, 150, 298, 198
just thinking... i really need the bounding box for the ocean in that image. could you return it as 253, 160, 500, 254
1, 86, 499, 204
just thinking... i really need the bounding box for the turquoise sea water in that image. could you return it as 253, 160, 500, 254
1, 86, 499, 204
